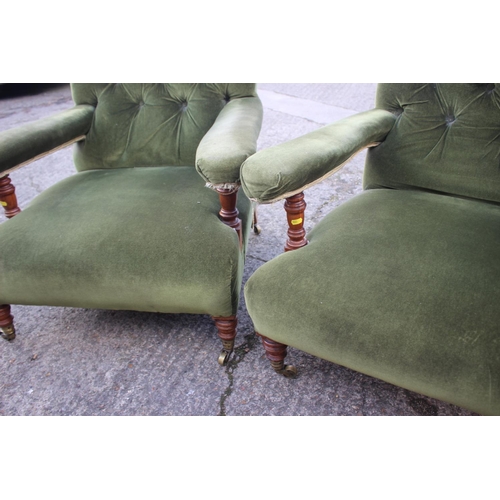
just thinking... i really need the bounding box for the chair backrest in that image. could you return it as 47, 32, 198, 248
364, 83, 500, 204
71, 83, 258, 172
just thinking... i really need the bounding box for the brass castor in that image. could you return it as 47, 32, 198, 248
1, 324, 16, 341
278, 365, 297, 378
253, 224, 262, 235
270, 360, 297, 378
218, 349, 232, 366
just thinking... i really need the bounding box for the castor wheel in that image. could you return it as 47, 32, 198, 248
279, 365, 297, 378
253, 224, 262, 235
1, 325, 16, 341
218, 349, 232, 366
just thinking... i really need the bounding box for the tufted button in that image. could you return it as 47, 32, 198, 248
224, 94, 231, 103
179, 101, 188, 111
445, 115, 456, 126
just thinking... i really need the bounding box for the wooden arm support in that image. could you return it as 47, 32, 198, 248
284, 191, 308, 252
0, 175, 21, 340
0, 175, 21, 218
255, 195, 307, 378
216, 187, 243, 248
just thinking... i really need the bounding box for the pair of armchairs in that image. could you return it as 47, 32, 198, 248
1, 84, 498, 415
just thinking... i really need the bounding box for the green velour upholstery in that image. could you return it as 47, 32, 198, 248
0, 105, 95, 175
364, 84, 500, 203
0, 83, 262, 361
245, 189, 500, 415
241, 109, 396, 203
0, 167, 251, 317
71, 84, 262, 188
242, 84, 500, 415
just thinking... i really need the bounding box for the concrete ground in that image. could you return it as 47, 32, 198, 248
0, 83, 477, 416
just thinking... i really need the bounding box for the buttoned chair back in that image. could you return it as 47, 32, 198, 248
72, 83, 258, 171
365, 83, 500, 203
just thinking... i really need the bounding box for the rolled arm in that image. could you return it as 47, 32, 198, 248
195, 97, 263, 189
0, 104, 95, 176
240, 108, 396, 203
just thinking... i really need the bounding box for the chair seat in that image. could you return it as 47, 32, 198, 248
245, 188, 500, 414
0, 166, 251, 317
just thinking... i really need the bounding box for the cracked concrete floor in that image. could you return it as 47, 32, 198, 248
0, 83, 477, 415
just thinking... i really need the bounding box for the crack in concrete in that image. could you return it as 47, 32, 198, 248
29, 174, 44, 195
246, 254, 269, 264
217, 331, 259, 416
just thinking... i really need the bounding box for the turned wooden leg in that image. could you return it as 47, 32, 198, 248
216, 187, 243, 248
284, 192, 307, 252
0, 304, 15, 341
0, 176, 20, 341
213, 315, 237, 366
258, 333, 297, 378
0, 175, 21, 218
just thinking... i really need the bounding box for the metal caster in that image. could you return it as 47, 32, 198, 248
253, 224, 262, 235
1, 325, 16, 341
278, 364, 297, 378
218, 349, 232, 366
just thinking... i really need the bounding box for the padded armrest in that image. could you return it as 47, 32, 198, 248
195, 97, 263, 189
240, 109, 396, 203
0, 105, 95, 175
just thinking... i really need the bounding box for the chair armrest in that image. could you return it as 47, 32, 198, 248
240, 108, 396, 203
195, 96, 263, 189
0, 104, 95, 175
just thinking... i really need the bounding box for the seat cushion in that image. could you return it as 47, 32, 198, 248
0, 166, 251, 317
245, 188, 500, 415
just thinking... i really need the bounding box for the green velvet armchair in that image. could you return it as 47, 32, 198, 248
0, 83, 263, 365
241, 84, 500, 415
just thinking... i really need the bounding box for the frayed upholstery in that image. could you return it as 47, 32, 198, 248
205, 182, 240, 192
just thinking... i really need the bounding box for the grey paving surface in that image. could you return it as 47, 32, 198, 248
0, 83, 477, 415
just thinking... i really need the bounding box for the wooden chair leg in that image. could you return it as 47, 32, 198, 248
284, 192, 307, 252
257, 333, 297, 377
0, 304, 16, 341
0, 175, 21, 218
252, 204, 261, 235
216, 187, 242, 248
0, 176, 20, 341
213, 315, 237, 366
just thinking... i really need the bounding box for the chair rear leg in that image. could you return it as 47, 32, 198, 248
0, 304, 16, 341
213, 316, 237, 366
252, 204, 261, 235
258, 334, 297, 377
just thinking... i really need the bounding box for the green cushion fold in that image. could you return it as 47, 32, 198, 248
0, 105, 95, 174
240, 109, 396, 203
